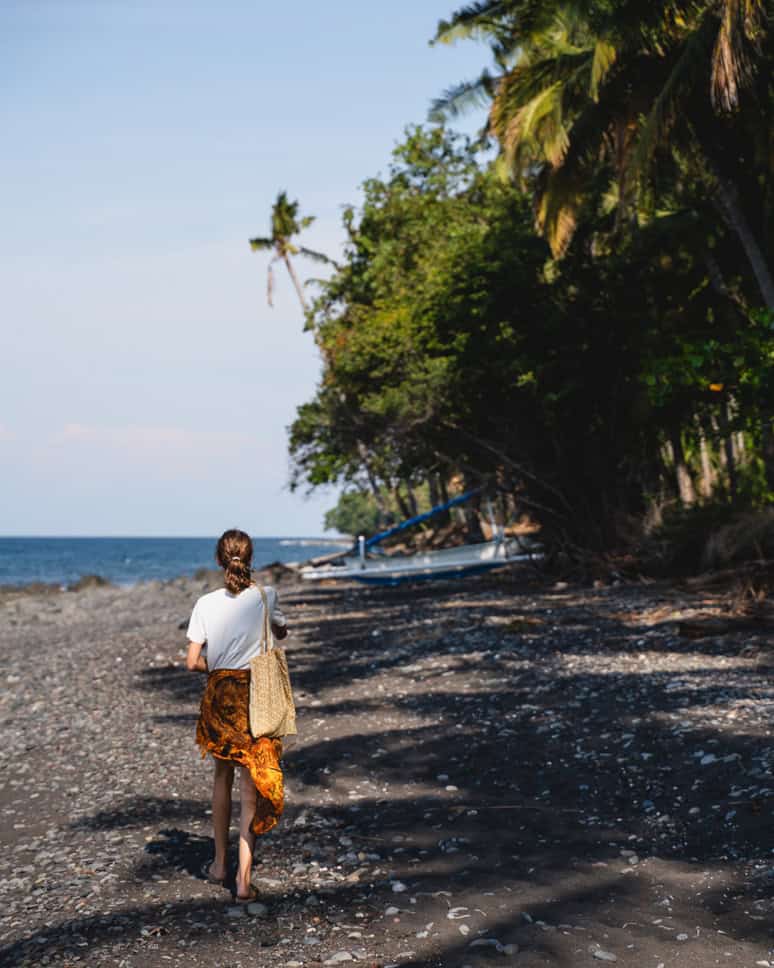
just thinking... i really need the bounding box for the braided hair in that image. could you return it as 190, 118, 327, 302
216, 529, 253, 595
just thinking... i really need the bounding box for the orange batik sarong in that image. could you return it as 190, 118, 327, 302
196, 669, 284, 836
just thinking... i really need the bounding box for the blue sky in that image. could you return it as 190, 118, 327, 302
0, 0, 488, 536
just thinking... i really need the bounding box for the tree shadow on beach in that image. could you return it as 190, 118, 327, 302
11, 573, 770, 966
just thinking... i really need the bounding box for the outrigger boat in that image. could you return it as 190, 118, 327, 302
300, 490, 541, 586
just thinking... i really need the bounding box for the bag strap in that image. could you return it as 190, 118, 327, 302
257, 585, 275, 655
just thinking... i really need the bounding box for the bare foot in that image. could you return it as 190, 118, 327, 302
206, 862, 226, 884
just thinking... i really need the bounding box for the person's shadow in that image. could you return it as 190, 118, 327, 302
142, 827, 229, 887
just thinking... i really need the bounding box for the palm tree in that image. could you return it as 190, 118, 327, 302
249, 192, 335, 313
433, 0, 774, 308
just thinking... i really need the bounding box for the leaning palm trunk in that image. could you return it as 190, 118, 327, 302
707, 164, 774, 311
761, 419, 774, 492
283, 254, 308, 312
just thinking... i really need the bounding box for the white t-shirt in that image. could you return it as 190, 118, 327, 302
186, 584, 287, 671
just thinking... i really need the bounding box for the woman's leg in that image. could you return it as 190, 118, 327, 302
236, 766, 257, 897
211, 758, 234, 879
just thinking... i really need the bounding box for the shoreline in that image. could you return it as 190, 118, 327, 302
0, 562, 304, 599
0, 535, 351, 594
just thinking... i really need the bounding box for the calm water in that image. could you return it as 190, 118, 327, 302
0, 537, 349, 588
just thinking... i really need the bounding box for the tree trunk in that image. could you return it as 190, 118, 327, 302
670, 431, 696, 506
460, 481, 485, 541
698, 425, 715, 500
283, 254, 308, 312
429, 474, 451, 525
356, 441, 387, 526
710, 170, 774, 310
734, 431, 745, 464
404, 482, 419, 518
393, 487, 412, 521
761, 419, 774, 492
428, 475, 440, 508
717, 404, 738, 499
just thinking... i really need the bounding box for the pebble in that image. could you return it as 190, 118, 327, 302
3, 569, 772, 968
324, 953, 354, 965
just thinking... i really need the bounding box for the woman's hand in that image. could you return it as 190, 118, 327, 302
186, 641, 208, 672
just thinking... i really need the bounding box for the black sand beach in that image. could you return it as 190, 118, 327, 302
2, 570, 774, 967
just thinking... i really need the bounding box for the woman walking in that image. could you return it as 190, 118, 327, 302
186, 528, 288, 901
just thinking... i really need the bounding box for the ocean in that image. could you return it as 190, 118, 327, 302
0, 536, 349, 588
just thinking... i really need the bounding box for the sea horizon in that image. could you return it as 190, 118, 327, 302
0, 535, 350, 588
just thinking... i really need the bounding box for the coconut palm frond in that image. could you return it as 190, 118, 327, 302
590, 38, 618, 100
536, 83, 629, 253
498, 81, 568, 170
249, 236, 273, 251
429, 71, 496, 121
536, 167, 582, 257
710, 0, 764, 112
742, 0, 765, 38
600, 179, 620, 215
433, 0, 511, 45
631, 14, 715, 185
491, 49, 592, 125
299, 246, 338, 268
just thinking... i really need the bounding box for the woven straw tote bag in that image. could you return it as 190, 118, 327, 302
248, 585, 297, 739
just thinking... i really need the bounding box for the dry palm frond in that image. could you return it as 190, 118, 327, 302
711, 0, 764, 112
536, 167, 582, 256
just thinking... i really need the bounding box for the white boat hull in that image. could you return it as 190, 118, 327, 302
300, 539, 541, 585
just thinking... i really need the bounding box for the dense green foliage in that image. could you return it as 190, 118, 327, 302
323, 490, 383, 538
289, 1, 773, 553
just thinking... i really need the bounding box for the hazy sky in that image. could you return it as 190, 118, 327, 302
0, 0, 488, 536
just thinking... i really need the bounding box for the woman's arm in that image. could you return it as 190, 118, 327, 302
186, 640, 208, 672
270, 587, 288, 640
